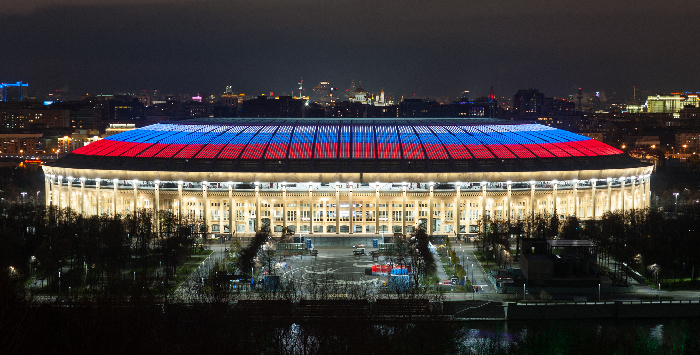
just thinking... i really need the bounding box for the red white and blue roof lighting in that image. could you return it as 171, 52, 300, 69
71, 123, 624, 161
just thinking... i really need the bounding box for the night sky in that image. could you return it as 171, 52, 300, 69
3, 0, 700, 99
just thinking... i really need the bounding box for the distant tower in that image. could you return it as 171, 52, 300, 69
298, 77, 304, 97
488, 86, 495, 102
577, 88, 583, 112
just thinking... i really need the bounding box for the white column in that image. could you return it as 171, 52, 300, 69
132, 179, 138, 213
255, 182, 261, 232
57, 175, 63, 209
591, 179, 597, 220
219, 195, 224, 234
639, 176, 644, 209
414, 196, 419, 232
529, 181, 535, 221
620, 177, 626, 212
335, 182, 340, 234
482, 182, 487, 220
375, 183, 380, 234
228, 182, 233, 235
282, 182, 287, 231
573, 180, 579, 217
154, 180, 160, 233
309, 183, 314, 234
402, 182, 407, 234
45, 175, 50, 207
439, 197, 445, 232
388, 196, 393, 234
80, 177, 86, 214
429, 182, 434, 234
552, 180, 558, 216
349, 183, 354, 234
112, 179, 118, 215
203, 182, 209, 233
607, 178, 612, 213
67, 176, 73, 211
95, 178, 101, 216
454, 182, 460, 233
645, 175, 651, 209
632, 176, 638, 210
505, 181, 513, 223
467, 198, 471, 232
296, 198, 300, 233
178, 181, 183, 219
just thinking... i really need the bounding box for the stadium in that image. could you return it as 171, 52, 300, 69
42, 118, 653, 236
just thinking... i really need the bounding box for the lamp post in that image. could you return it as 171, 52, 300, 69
471, 263, 474, 299
673, 193, 679, 213
21, 192, 27, 204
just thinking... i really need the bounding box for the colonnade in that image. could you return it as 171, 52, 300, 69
45, 175, 652, 236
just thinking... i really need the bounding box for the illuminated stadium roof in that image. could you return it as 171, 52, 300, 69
51, 119, 645, 173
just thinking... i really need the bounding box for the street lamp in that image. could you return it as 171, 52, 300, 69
21, 192, 27, 204
673, 192, 679, 213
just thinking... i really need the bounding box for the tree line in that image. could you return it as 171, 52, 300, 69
475, 203, 700, 287
0, 199, 209, 295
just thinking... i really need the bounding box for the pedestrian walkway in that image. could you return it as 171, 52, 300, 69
436, 257, 449, 281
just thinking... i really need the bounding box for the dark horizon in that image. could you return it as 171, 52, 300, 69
2, 0, 700, 99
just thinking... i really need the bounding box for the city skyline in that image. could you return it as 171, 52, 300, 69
2, 0, 700, 99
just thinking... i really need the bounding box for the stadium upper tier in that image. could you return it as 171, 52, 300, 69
53, 119, 644, 173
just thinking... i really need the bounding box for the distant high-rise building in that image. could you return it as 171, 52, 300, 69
512, 89, 545, 115
312, 82, 332, 104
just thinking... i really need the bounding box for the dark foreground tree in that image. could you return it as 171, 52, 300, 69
410, 228, 436, 285
236, 227, 270, 277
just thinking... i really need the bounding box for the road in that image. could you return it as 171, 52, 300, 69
174, 242, 227, 298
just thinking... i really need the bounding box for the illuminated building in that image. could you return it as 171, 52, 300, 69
1, 81, 28, 102
646, 93, 699, 118
43, 118, 653, 236
0, 133, 43, 156
350, 85, 368, 104
312, 82, 332, 104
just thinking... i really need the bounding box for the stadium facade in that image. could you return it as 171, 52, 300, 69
42, 118, 653, 236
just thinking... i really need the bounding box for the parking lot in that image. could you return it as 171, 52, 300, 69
275, 246, 395, 288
